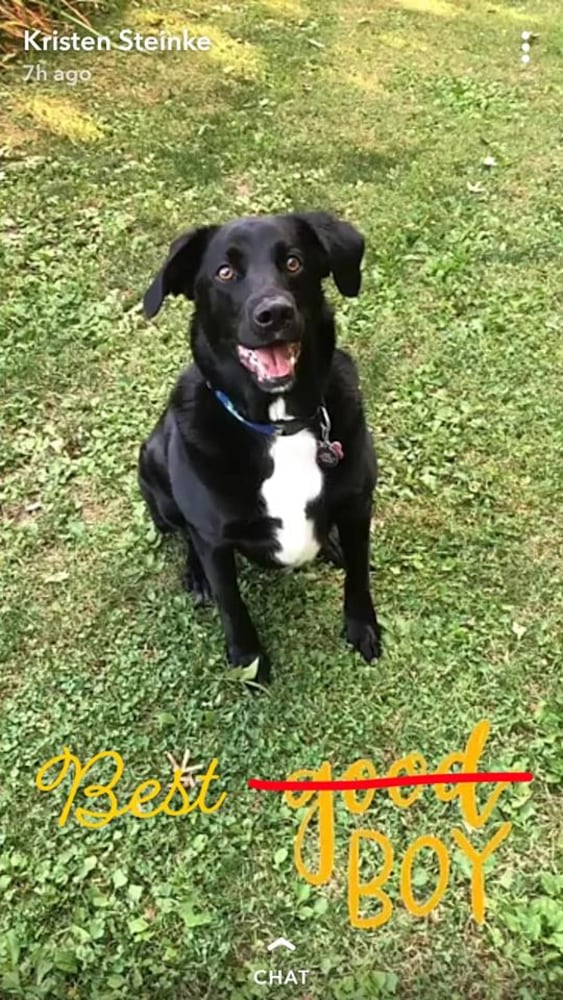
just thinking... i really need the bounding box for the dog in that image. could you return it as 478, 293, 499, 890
138, 211, 382, 685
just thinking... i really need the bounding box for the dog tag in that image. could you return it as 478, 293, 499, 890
317, 440, 344, 469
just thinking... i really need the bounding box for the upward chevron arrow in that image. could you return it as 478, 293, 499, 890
267, 937, 296, 952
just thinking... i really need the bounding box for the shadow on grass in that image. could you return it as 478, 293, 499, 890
328, 145, 416, 184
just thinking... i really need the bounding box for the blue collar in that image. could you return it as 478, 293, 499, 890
210, 386, 326, 438
213, 388, 278, 436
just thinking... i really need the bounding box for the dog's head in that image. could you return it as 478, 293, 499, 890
143, 212, 364, 394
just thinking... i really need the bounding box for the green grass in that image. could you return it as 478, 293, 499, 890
1, 1, 562, 997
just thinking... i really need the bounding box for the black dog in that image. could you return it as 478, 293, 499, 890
139, 212, 381, 684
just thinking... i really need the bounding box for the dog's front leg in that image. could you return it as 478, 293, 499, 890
335, 501, 382, 663
189, 533, 271, 684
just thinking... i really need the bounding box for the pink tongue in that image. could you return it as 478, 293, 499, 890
254, 344, 292, 379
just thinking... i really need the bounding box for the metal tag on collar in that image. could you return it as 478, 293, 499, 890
317, 405, 344, 469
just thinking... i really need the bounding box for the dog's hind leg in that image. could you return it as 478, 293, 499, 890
141, 484, 176, 534
182, 534, 214, 606
320, 524, 376, 572
319, 525, 345, 568
138, 440, 183, 534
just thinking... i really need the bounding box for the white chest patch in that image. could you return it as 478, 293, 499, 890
261, 400, 323, 567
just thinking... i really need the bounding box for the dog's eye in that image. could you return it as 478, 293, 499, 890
286, 255, 302, 274
217, 264, 236, 282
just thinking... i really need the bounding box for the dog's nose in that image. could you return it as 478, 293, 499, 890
252, 296, 295, 333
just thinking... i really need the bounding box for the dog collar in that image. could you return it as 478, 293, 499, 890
208, 386, 344, 467
211, 386, 320, 437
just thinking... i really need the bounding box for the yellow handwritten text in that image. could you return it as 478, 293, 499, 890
284, 721, 513, 930
35, 748, 227, 828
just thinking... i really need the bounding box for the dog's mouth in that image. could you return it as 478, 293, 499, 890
237, 341, 301, 389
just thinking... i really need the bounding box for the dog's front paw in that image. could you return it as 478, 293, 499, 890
345, 616, 382, 662
227, 647, 272, 686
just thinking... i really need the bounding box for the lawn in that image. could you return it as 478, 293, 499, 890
0, 1, 562, 997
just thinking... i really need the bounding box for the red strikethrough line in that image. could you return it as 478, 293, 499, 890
248, 771, 534, 793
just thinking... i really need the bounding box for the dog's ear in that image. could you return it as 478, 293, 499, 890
296, 211, 365, 297
143, 225, 217, 318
